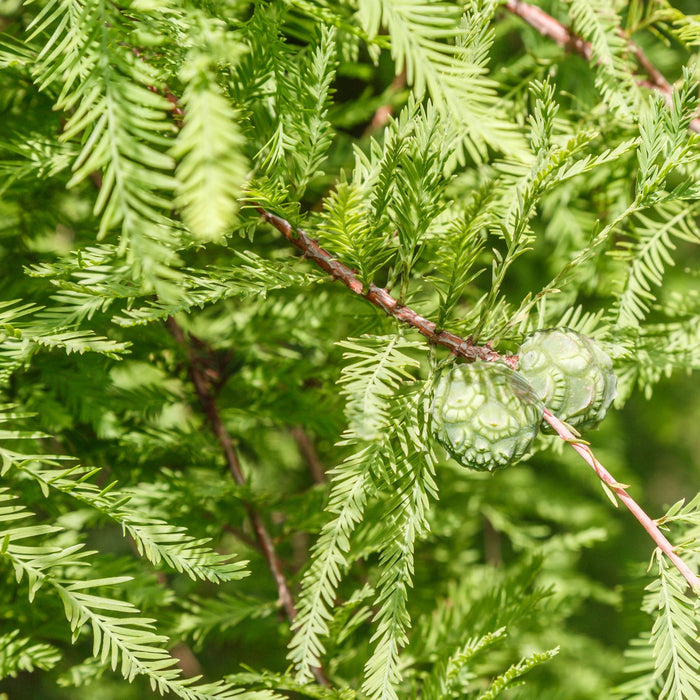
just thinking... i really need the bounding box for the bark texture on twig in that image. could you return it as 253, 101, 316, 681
543, 409, 700, 592
256, 208, 518, 368
257, 207, 700, 593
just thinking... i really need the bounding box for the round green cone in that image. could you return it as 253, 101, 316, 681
431, 361, 543, 472
517, 328, 617, 432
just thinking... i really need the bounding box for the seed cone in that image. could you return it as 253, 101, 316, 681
431, 361, 543, 472
517, 328, 617, 432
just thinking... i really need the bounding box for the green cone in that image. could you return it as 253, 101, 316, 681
431, 361, 543, 472
517, 328, 617, 432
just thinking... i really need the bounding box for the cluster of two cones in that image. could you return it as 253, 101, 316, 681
431, 328, 618, 471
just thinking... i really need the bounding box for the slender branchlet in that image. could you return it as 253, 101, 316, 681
291, 426, 326, 484
503, 0, 700, 133
258, 208, 700, 594
256, 208, 517, 368
166, 316, 330, 684
543, 410, 700, 593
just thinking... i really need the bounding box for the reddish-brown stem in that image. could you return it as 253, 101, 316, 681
362, 67, 407, 137
256, 208, 518, 369
505, 0, 592, 59
170, 643, 204, 678
257, 208, 700, 594
291, 426, 326, 484
166, 316, 330, 685
543, 409, 700, 592
503, 0, 700, 133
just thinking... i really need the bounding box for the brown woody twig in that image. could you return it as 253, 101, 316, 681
505, 0, 592, 60
291, 426, 326, 484
166, 316, 330, 685
257, 207, 700, 593
503, 0, 700, 133
256, 208, 518, 369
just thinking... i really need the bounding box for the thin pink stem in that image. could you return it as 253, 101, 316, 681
543, 409, 700, 592
504, 0, 591, 60
257, 207, 700, 592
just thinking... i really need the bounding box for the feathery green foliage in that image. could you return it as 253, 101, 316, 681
566, 0, 638, 113
289, 334, 426, 688
28, 0, 182, 295
1, 0, 699, 697
171, 14, 247, 241
616, 495, 700, 699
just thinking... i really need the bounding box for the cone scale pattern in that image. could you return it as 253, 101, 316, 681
431, 361, 543, 471
517, 328, 617, 432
